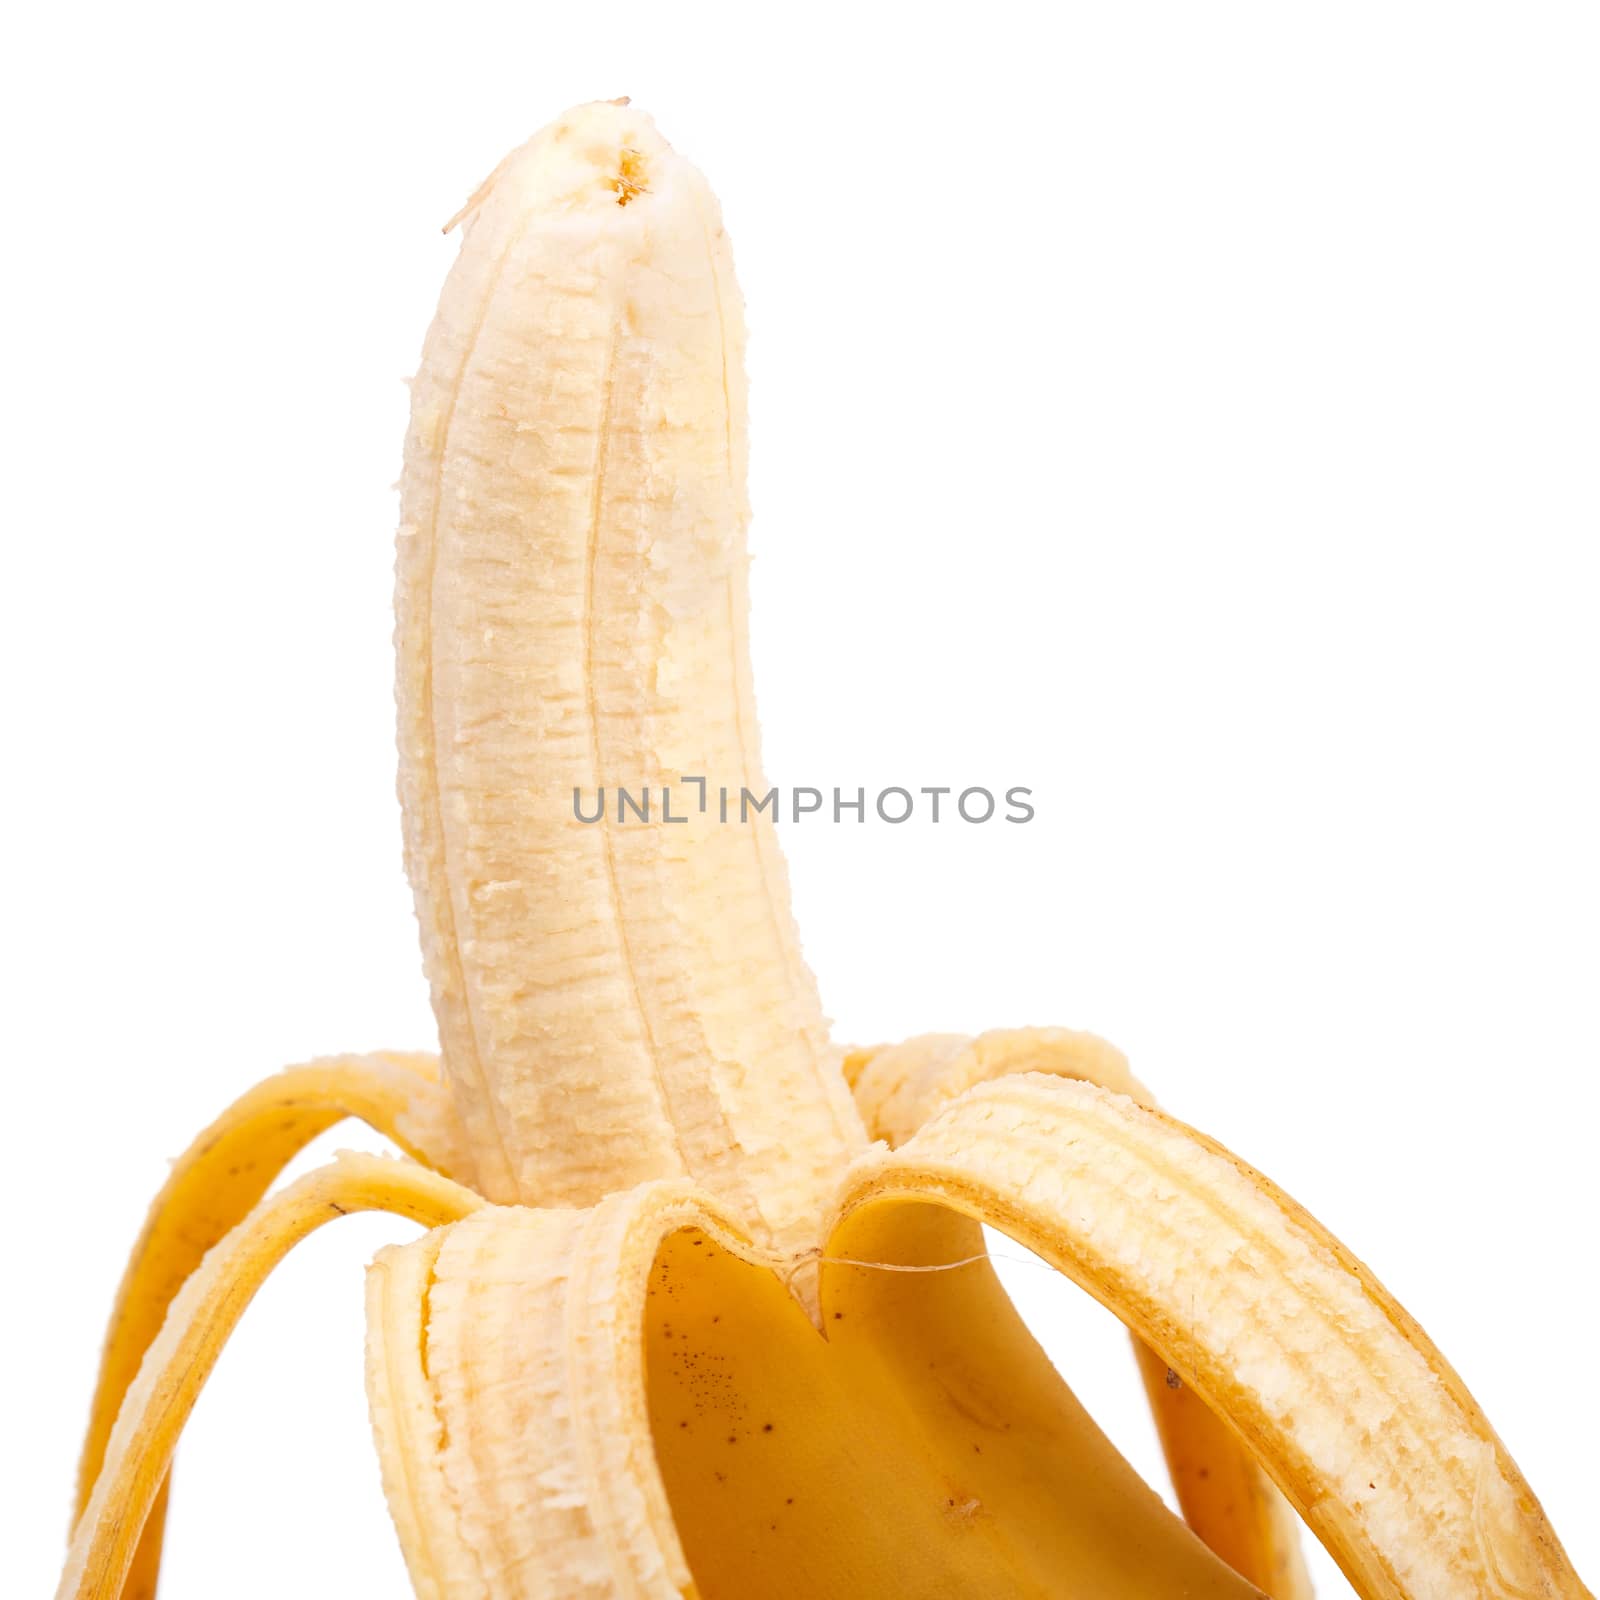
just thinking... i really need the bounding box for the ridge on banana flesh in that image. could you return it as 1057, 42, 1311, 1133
58, 99, 1590, 1600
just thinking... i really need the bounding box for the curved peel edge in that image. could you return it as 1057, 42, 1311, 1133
832, 1073, 1591, 1600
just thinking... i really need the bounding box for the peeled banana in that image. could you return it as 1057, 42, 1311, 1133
58, 99, 1590, 1600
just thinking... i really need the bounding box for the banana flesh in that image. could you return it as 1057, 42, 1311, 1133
394, 100, 865, 1254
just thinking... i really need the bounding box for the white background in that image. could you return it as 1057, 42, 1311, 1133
6, 4, 1596, 1595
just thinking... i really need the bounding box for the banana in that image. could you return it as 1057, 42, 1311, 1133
57, 100, 1590, 1600
393, 97, 865, 1257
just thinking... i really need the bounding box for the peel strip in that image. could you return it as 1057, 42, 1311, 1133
76, 1054, 462, 1508
849, 1028, 1310, 1598
59, 1151, 482, 1600
71, 1053, 464, 1599
837, 1072, 1591, 1600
